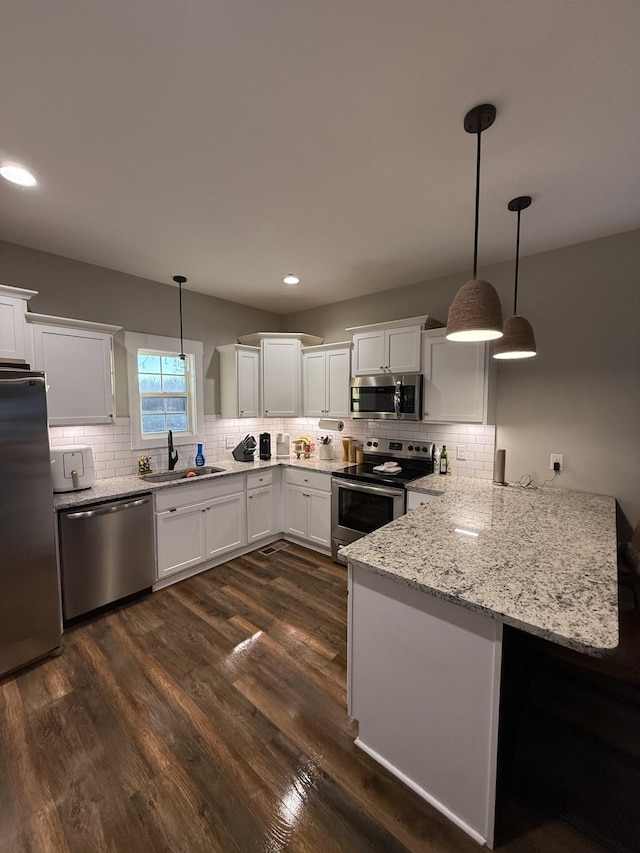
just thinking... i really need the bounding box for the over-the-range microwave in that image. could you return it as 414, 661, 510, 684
350, 374, 422, 420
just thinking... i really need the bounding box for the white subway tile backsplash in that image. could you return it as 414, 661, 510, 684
49, 415, 494, 481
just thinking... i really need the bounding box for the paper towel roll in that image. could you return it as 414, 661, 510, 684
317, 418, 344, 432
493, 448, 506, 485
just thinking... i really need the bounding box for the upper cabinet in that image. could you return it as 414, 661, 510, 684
302, 342, 351, 418
421, 328, 494, 424
27, 314, 121, 426
0, 284, 37, 363
348, 316, 439, 376
217, 344, 260, 418
261, 337, 302, 417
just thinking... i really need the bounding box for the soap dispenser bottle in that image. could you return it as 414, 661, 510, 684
195, 443, 205, 467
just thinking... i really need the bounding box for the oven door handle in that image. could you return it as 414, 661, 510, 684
333, 478, 404, 499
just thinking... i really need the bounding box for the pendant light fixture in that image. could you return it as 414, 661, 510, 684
173, 275, 187, 360
493, 196, 537, 359
446, 104, 503, 342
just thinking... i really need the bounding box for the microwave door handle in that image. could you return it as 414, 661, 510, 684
394, 381, 401, 417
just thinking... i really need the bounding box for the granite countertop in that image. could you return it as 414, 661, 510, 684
342, 475, 618, 655
52, 455, 349, 510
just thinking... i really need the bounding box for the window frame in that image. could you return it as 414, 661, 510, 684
125, 331, 205, 451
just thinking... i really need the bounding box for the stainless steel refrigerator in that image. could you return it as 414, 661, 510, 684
0, 367, 61, 677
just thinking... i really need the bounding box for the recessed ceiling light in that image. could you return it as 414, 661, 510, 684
0, 163, 38, 187
283, 274, 300, 286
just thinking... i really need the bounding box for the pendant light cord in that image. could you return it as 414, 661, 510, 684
173, 275, 187, 360
178, 282, 185, 359
513, 208, 521, 315
473, 129, 481, 279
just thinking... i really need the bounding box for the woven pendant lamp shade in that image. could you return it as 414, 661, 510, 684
493, 315, 536, 358
446, 279, 503, 341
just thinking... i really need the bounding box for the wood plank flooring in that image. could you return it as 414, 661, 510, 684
0, 541, 608, 852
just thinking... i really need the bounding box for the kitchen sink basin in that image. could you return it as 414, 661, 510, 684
140, 466, 226, 483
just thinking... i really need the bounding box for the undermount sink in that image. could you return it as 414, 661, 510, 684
140, 466, 226, 483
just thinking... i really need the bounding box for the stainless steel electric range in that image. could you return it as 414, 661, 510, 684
331, 436, 434, 564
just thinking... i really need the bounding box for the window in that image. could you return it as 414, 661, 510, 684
125, 332, 204, 451
138, 351, 192, 435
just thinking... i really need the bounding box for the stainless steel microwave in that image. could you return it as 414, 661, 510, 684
350, 374, 422, 420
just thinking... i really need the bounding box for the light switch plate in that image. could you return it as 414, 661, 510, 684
225, 435, 236, 449
456, 444, 466, 460
550, 453, 564, 471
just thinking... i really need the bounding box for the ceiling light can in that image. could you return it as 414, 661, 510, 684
0, 163, 38, 187
283, 274, 300, 286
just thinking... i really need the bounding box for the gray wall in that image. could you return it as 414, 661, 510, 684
0, 240, 283, 415
283, 230, 640, 528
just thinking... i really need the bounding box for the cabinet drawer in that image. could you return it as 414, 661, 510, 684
247, 469, 273, 490
155, 474, 244, 512
285, 467, 331, 492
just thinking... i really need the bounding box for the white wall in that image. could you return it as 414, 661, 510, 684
283, 230, 640, 528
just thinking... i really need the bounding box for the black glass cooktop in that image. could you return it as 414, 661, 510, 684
332, 460, 433, 488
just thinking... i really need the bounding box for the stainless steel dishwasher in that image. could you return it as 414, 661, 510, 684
58, 494, 155, 620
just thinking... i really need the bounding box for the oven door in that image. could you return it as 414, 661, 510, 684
331, 477, 405, 564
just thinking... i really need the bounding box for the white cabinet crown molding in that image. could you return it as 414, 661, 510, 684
0, 284, 37, 300
301, 340, 352, 352
237, 331, 324, 347
345, 316, 442, 333
26, 313, 122, 334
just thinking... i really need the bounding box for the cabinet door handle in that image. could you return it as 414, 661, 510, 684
249, 495, 253, 499
379, 365, 384, 370
240, 409, 244, 415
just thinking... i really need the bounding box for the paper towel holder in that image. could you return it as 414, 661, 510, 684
493, 448, 507, 486
317, 418, 344, 432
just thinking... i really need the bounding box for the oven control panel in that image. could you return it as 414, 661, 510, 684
364, 436, 434, 461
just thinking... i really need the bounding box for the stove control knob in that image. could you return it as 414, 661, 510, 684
373, 441, 378, 447
408, 445, 414, 451
422, 446, 429, 452
366, 441, 372, 446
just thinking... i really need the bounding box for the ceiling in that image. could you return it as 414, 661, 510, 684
1, 1, 639, 314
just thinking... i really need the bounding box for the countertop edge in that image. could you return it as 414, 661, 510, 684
345, 554, 618, 656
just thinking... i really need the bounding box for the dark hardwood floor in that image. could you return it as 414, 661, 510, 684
0, 541, 608, 852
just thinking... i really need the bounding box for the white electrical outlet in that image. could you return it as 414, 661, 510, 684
550, 453, 564, 471
225, 435, 236, 449
456, 444, 466, 460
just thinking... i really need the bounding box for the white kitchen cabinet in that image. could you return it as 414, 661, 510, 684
246, 469, 278, 543
348, 317, 431, 375
302, 342, 351, 418
203, 491, 246, 559
217, 344, 260, 418
27, 314, 121, 426
421, 328, 493, 424
261, 338, 301, 417
306, 489, 331, 548
283, 468, 331, 551
247, 485, 274, 543
154, 474, 246, 581
156, 502, 206, 579
0, 284, 37, 363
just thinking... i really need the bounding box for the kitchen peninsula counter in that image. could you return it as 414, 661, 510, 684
52, 456, 349, 511
341, 475, 618, 848
342, 474, 618, 654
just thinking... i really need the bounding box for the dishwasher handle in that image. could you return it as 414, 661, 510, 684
65, 496, 151, 520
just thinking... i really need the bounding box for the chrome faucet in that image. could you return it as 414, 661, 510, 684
168, 430, 179, 470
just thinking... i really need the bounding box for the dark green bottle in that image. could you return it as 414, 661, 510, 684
439, 444, 448, 475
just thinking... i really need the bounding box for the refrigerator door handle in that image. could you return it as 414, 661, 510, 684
66, 497, 151, 519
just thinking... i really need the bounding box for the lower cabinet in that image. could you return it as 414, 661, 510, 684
156, 502, 205, 579
155, 475, 246, 580
247, 485, 273, 543
154, 466, 330, 583
202, 491, 246, 560
283, 468, 331, 550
